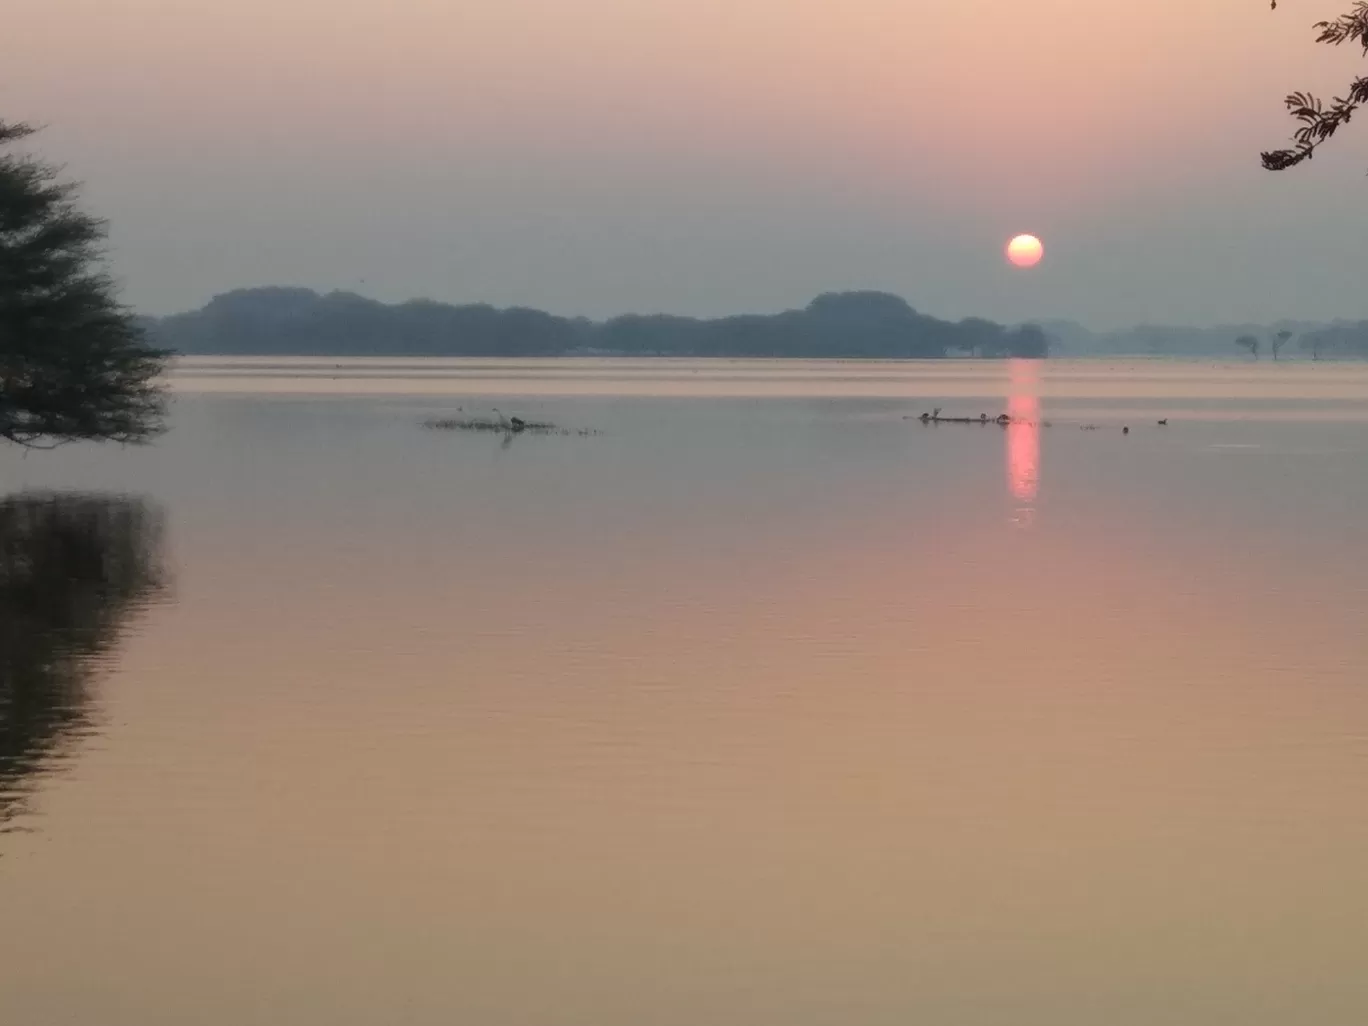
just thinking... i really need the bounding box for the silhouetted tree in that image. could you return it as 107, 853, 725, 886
0, 493, 164, 830
1272, 329, 1294, 359
1236, 334, 1261, 359
1261, 3, 1368, 171
0, 121, 167, 447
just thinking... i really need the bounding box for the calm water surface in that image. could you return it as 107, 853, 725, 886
2, 358, 1367, 1025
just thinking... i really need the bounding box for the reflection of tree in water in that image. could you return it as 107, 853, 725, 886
0, 493, 165, 830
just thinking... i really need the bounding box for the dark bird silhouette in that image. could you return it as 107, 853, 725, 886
1157, 419, 1168, 426
1123, 426, 1130, 435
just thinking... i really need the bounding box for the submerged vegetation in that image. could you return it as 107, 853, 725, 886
908, 408, 1052, 428
424, 413, 597, 437
908, 408, 1173, 432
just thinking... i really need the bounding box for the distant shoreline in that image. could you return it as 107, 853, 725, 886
144, 287, 1368, 361
144, 288, 1049, 361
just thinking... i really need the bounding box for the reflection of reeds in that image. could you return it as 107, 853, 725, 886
0, 493, 166, 830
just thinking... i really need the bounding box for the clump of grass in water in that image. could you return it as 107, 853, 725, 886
425, 416, 559, 433
423, 411, 598, 437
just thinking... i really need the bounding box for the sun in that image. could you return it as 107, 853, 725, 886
1006, 234, 1044, 269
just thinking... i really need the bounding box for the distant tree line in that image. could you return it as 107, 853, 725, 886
1039, 318, 1368, 359
1298, 321, 1368, 360
146, 288, 1050, 360
1235, 325, 1368, 361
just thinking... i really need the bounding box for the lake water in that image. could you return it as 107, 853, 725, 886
3, 358, 1368, 1025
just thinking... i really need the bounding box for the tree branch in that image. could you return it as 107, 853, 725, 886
1263, 3, 1368, 171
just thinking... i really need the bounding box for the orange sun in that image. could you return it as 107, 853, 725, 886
1006, 234, 1044, 268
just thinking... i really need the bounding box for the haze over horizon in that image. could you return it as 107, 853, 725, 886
9, 0, 1368, 330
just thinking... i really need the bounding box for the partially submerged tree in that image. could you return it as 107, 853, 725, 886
1236, 334, 1261, 359
1262, 3, 1368, 171
1, 121, 166, 448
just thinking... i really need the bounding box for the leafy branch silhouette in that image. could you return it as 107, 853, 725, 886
1262, 2, 1368, 171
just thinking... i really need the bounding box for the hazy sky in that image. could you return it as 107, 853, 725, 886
7, 0, 1367, 328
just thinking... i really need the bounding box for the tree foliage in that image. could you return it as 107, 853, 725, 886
1262, 2, 1368, 171
0, 121, 167, 447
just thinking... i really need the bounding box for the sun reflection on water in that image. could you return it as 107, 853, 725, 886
1007, 359, 1040, 522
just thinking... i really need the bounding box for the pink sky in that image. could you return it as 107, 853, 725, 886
7, 0, 1367, 325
